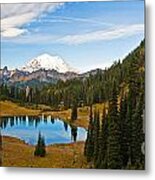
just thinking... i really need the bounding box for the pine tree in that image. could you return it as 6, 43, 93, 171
126, 58, 141, 166
131, 93, 144, 169
71, 125, 77, 142
71, 103, 78, 121
93, 110, 100, 167
95, 105, 109, 169
34, 132, 46, 157
119, 95, 129, 168
84, 105, 95, 162
107, 81, 122, 169
84, 105, 92, 156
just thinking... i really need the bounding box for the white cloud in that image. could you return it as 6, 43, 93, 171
1, 23, 144, 45
41, 15, 114, 26
1, 3, 64, 38
57, 24, 144, 45
1, 28, 27, 38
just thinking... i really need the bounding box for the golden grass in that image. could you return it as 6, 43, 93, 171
0, 101, 41, 117
0, 100, 107, 129
44, 103, 108, 129
44, 107, 89, 129
2, 136, 88, 168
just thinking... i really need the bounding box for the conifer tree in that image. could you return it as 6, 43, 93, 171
126, 58, 141, 166
34, 132, 46, 157
119, 95, 129, 168
84, 105, 95, 162
95, 106, 109, 169
93, 110, 100, 167
131, 93, 144, 168
84, 105, 92, 156
71, 103, 78, 121
107, 81, 122, 169
71, 125, 77, 142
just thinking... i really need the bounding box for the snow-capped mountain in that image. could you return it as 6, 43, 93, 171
0, 53, 102, 86
22, 53, 76, 73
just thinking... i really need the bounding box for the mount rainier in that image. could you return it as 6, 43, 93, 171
0, 53, 102, 86
22, 53, 76, 73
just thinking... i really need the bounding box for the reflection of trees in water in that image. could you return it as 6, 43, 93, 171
10, 118, 15, 127
0, 115, 57, 129
70, 125, 77, 142
43, 115, 47, 124
0, 117, 9, 129
0, 116, 80, 143
50, 116, 55, 124
63, 122, 68, 132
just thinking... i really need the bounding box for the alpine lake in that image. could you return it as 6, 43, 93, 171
0, 115, 87, 145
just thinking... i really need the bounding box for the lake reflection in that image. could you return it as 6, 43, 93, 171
0, 115, 86, 145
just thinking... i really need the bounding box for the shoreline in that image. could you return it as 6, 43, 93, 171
0, 100, 90, 129
2, 135, 85, 147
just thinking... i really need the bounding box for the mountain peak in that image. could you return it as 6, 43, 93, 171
22, 53, 76, 73
36, 53, 59, 60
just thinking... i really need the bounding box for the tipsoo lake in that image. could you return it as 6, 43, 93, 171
0, 115, 87, 145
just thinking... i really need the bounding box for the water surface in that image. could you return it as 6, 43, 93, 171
0, 115, 87, 145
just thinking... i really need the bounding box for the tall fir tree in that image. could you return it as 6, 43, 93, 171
93, 110, 100, 167
71, 102, 78, 121
126, 58, 141, 166
107, 81, 122, 169
84, 105, 95, 162
34, 132, 46, 157
95, 105, 109, 169
119, 95, 129, 168
131, 93, 144, 169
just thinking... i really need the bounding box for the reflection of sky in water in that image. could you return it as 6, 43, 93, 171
1, 116, 87, 145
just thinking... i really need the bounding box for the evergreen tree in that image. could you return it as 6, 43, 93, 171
71, 103, 78, 121
84, 105, 95, 162
119, 95, 129, 168
107, 81, 122, 169
131, 93, 144, 169
71, 125, 77, 142
93, 110, 100, 167
34, 132, 46, 157
126, 57, 142, 166
84, 105, 92, 156
96, 106, 109, 169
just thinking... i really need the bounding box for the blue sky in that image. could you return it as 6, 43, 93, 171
1, 0, 144, 72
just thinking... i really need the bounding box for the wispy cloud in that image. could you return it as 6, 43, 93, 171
57, 24, 144, 45
2, 24, 144, 45
1, 3, 64, 38
39, 15, 114, 27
